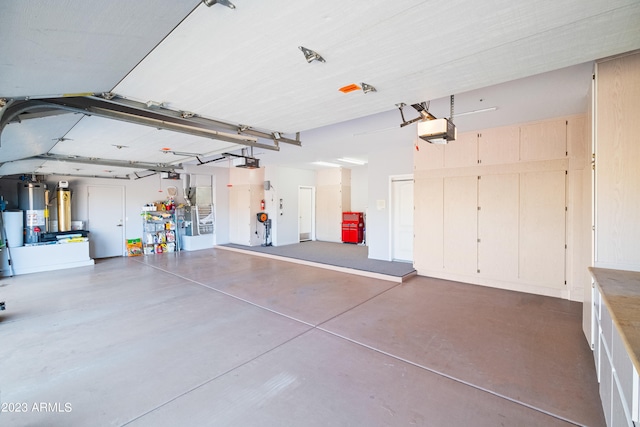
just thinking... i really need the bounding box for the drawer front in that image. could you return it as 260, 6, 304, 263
600, 341, 613, 427
612, 378, 633, 427
594, 324, 601, 381
634, 368, 639, 422
612, 325, 635, 417
601, 301, 613, 355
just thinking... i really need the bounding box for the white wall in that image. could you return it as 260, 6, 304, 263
182, 163, 230, 245
350, 165, 368, 213
0, 165, 234, 252
367, 145, 414, 260
46, 174, 187, 241
296, 109, 416, 259
264, 165, 316, 246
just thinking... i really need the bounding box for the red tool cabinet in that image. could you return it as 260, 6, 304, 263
342, 212, 364, 244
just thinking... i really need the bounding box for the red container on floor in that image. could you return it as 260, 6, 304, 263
342, 212, 364, 243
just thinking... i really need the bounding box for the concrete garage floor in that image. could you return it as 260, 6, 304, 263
0, 249, 605, 426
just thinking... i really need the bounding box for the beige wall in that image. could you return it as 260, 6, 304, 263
228, 167, 265, 246
414, 115, 590, 301
315, 168, 351, 242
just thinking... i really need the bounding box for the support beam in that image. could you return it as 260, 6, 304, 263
0, 95, 301, 152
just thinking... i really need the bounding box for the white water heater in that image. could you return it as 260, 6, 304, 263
17, 182, 46, 244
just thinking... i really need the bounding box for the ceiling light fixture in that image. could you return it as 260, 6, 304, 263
337, 158, 367, 165
298, 46, 325, 63
313, 161, 340, 168
361, 83, 377, 94
202, 0, 235, 9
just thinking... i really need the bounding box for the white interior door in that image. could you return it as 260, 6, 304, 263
229, 185, 251, 245
299, 186, 313, 242
391, 177, 414, 262
87, 185, 124, 258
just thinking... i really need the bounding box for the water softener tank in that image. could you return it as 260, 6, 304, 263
17, 182, 46, 244
57, 181, 71, 232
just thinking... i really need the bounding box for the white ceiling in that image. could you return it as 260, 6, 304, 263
1, 0, 639, 178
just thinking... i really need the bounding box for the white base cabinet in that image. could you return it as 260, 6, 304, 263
593, 284, 640, 426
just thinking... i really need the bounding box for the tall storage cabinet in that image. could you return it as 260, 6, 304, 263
586, 51, 640, 427
142, 210, 179, 254
414, 114, 589, 300
316, 168, 351, 242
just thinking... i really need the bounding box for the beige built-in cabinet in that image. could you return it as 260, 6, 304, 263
315, 168, 351, 242
586, 51, 640, 427
414, 114, 589, 300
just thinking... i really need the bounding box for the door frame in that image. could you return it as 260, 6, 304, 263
388, 174, 414, 262
298, 186, 316, 242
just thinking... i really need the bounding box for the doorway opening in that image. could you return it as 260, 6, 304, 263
298, 186, 315, 242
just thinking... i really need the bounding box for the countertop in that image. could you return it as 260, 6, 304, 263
589, 267, 640, 373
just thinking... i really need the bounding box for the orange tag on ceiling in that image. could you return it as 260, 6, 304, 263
339, 84, 361, 93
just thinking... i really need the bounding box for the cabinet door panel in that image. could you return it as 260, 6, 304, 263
443, 176, 477, 274
519, 171, 566, 288
613, 324, 635, 418
478, 174, 519, 279
444, 132, 477, 168
595, 53, 640, 268
478, 126, 519, 165
316, 185, 342, 242
600, 331, 613, 427
414, 177, 443, 271
520, 119, 567, 161
415, 140, 444, 170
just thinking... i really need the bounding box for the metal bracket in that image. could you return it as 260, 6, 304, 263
397, 101, 437, 127
203, 0, 236, 9
298, 46, 325, 63
361, 83, 377, 94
